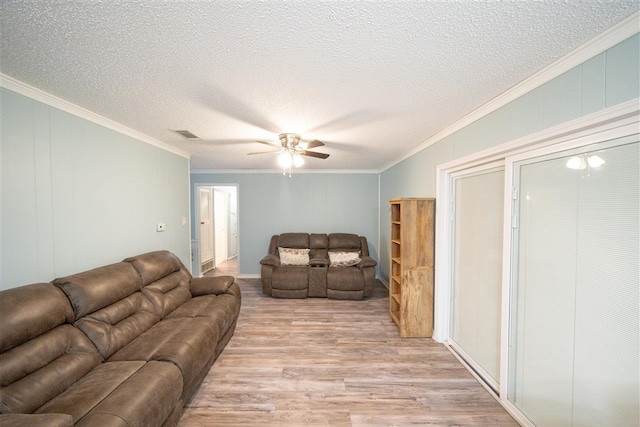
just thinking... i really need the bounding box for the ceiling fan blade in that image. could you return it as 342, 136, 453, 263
301, 150, 330, 159
305, 139, 324, 149
247, 150, 279, 155
256, 140, 280, 147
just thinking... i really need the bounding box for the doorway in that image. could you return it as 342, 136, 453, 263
194, 184, 239, 277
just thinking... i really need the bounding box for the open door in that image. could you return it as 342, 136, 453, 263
213, 188, 228, 267
199, 188, 215, 273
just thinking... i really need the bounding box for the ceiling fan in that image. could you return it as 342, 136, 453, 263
247, 133, 329, 170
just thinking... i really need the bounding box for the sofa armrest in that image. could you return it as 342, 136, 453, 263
190, 275, 235, 297
357, 256, 377, 269
260, 254, 280, 267
0, 414, 74, 427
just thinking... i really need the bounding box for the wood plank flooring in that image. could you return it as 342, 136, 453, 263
204, 258, 238, 277
178, 279, 517, 427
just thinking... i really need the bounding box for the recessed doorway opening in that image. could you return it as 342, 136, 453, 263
193, 184, 238, 278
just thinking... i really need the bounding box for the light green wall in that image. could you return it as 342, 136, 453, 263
2, 33, 636, 288
1, 88, 191, 290
379, 34, 640, 281
191, 172, 379, 276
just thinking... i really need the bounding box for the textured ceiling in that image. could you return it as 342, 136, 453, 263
1, 1, 638, 170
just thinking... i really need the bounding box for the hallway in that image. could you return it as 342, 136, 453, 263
204, 258, 238, 277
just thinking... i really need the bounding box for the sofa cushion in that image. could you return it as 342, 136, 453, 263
165, 290, 241, 339
0, 283, 73, 353
140, 269, 192, 319
271, 266, 308, 298
125, 251, 195, 319
328, 233, 362, 252
310, 233, 328, 249
107, 317, 219, 395
276, 233, 309, 249
38, 361, 182, 427
0, 325, 103, 415
0, 283, 102, 415
54, 262, 142, 319
0, 413, 74, 427
72, 291, 160, 360
124, 250, 186, 286
327, 267, 365, 291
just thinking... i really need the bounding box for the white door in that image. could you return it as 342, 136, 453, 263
199, 188, 214, 265
227, 188, 238, 258
213, 189, 228, 266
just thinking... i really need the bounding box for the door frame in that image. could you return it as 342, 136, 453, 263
198, 187, 214, 266
434, 99, 639, 426
193, 183, 239, 277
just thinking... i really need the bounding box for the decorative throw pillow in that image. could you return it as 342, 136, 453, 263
329, 251, 361, 267
278, 247, 310, 265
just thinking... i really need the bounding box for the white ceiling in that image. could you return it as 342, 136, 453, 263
1, 1, 638, 171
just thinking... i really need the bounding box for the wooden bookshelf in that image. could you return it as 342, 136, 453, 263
389, 198, 435, 337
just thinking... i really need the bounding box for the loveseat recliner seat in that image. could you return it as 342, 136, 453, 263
0, 250, 241, 427
260, 233, 377, 299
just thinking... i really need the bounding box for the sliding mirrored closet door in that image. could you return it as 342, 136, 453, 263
508, 135, 639, 426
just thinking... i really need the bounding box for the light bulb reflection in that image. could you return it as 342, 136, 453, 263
566, 156, 586, 170
587, 155, 605, 168
566, 155, 605, 170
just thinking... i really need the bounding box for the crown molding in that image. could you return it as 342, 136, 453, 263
190, 168, 379, 174
0, 73, 190, 159
381, 10, 640, 172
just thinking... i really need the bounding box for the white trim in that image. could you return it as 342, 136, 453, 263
433, 160, 504, 345
237, 273, 260, 279
378, 276, 389, 289
441, 98, 639, 171
436, 101, 639, 343
501, 127, 639, 426
443, 344, 533, 427
376, 173, 382, 282
190, 168, 379, 174
0, 73, 191, 159
193, 182, 241, 277
499, 158, 516, 402
435, 99, 639, 427
382, 11, 640, 172
447, 340, 499, 392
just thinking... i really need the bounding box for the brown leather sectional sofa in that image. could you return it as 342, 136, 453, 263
0, 250, 241, 427
260, 233, 377, 299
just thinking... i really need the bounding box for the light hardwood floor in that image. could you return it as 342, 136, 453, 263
204, 258, 238, 277
178, 279, 517, 427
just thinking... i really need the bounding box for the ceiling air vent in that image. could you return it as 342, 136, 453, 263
172, 130, 200, 140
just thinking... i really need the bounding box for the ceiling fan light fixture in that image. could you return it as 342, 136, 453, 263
279, 133, 301, 148
278, 152, 293, 168
293, 153, 304, 167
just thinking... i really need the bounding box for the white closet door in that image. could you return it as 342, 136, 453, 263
508, 136, 639, 426
450, 166, 504, 388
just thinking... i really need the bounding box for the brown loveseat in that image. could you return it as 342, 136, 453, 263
0, 250, 241, 427
260, 233, 377, 299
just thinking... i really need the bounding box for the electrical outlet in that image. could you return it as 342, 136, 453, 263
156, 223, 166, 232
